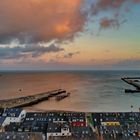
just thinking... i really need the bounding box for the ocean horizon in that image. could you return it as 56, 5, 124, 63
0, 70, 140, 112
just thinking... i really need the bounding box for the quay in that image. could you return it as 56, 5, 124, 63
0, 89, 66, 108
121, 77, 140, 93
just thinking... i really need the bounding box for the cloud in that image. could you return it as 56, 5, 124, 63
86, 58, 140, 70
64, 52, 80, 58
89, 0, 139, 30
0, 0, 139, 44
0, 0, 140, 69
0, 0, 86, 44
113, 59, 140, 67
90, 0, 139, 13
132, 0, 140, 3
97, 0, 125, 9
0, 43, 64, 59
100, 18, 120, 29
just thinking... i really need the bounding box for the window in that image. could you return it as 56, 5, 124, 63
63, 128, 67, 131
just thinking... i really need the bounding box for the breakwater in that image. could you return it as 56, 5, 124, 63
122, 77, 140, 93
0, 89, 66, 108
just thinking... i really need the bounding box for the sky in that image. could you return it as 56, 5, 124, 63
0, 0, 140, 70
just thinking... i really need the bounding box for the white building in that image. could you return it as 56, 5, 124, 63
1, 108, 26, 126
47, 123, 71, 139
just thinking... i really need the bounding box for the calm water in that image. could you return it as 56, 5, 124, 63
0, 70, 140, 112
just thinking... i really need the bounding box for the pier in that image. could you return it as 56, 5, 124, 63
0, 89, 67, 108
55, 92, 70, 101
121, 77, 140, 93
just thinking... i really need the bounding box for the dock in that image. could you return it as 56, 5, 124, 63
0, 89, 67, 108
121, 77, 140, 93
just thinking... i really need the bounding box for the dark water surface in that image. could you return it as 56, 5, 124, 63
0, 70, 140, 112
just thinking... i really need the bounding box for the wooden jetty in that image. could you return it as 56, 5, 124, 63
0, 89, 67, 108
121, 77, 140, 93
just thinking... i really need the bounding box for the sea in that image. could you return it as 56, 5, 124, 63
0, 70, 140, 112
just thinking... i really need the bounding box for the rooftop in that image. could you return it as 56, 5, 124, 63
3, 108, 23, 117
0, 116, 6, 125
47, 123, 61, 133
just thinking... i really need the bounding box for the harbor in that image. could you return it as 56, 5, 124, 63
0, 89, 70, 108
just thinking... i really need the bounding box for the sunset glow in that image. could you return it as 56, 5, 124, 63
0, 0, 140, 70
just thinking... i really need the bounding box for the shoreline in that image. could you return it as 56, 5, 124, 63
25, 108, 140, 113
26, 110, 140, 114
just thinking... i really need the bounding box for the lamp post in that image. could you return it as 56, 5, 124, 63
130, 105, 133, 112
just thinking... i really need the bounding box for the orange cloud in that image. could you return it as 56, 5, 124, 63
0, 0, 139, 44
0, 0, 85, 43
55, 21, 71, 34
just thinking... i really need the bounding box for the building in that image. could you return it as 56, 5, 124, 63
47, 112, 86, 125
0, 108, 4, 116
47, 122, 71, 139
5, 122, 19, 132
25, 112, 48, 123
92, 113, 121, 127
31, 122, 47, 134
68, 112, 86, 127
0, 116, 7, 132
71, 126, 94, 138
2, 108, 26, 126
48, 112, 68, 123
0, 132, 45, 140
92, 112, 140, 139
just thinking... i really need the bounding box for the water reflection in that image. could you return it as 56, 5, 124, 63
0, 71, 140, 112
